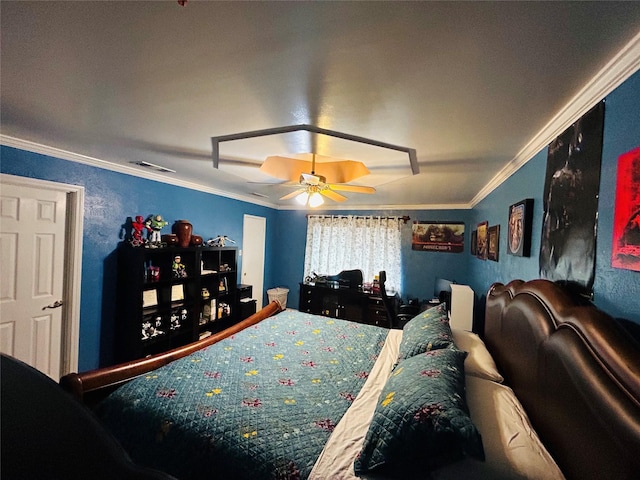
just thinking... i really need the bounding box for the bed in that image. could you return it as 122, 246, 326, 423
59, 279, 640, 480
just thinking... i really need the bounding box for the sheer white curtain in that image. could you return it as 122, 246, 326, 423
303, 215, 403, 293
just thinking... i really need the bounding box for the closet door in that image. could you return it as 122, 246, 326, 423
241, 215, 266, 308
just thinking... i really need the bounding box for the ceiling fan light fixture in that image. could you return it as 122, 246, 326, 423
294, 188, 324, 207
295, 191, 310, 205
308, 191, 324, 208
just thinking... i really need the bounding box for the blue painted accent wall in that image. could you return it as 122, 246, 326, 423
466, 70, 640, 324
271, 208, 473, 310
1, 146, 278, 370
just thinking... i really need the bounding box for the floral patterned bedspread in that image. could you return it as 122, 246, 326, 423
96, 310, 389, 480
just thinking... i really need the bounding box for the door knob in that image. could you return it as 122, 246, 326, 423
42, 300, 63, 310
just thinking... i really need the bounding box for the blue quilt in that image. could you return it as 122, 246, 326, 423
96, 310, 389, 480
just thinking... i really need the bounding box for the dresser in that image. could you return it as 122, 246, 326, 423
298, 283, 392, 328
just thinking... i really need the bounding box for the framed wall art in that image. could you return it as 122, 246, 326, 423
471, 230, 477, 255
488, 224, 500, 261
476, 221, 488, 260
411, 221, 465, 253
611, 146, 640, 272
508, 199, 533, 257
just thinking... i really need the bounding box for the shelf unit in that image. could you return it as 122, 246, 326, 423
237, 284, 256, 320
115, 244, 238, 362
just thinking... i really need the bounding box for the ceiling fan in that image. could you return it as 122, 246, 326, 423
260, 154, 376, 207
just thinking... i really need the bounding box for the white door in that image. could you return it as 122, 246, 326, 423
241, 215, 266, 308
0, 183, 67, 379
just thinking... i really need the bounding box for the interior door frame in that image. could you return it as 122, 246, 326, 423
1, 173, 84, 375
241, 214, 266, 308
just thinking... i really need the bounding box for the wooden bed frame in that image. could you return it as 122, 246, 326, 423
60, 280, 640, 480
484, 279, 640, 480
60, 301, 282, 407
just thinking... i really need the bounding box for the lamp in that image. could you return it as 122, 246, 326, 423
308, 191, 324, 207
295, 187, 324, 207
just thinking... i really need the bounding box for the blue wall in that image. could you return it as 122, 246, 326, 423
1, 146, 279, 370
271, 208, 473, 309
2, 70, 638, 371
466, 70, 640, 323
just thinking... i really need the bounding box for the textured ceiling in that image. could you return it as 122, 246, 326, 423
2, 1, 640, 209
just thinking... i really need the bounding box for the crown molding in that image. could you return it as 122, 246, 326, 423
0, 135, 278, 209
470, 29, 640, 208
276, 203, 472, 211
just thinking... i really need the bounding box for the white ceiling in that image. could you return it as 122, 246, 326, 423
2, 1, 640, 210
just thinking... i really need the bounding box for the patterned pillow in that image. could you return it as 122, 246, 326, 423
397, 303, 454, 360
354, 348, 484, 475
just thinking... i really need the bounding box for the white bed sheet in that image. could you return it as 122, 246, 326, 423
309, 329, 565, 480
309, 329, 403, 480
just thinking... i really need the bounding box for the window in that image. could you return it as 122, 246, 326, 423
303, 215, 403, 293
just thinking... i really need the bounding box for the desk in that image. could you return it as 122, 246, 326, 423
299, 283, 391, 328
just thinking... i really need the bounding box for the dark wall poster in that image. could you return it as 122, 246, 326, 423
412, 221, 464, 253
539, 101, 605, 297
612, 146, 640, 272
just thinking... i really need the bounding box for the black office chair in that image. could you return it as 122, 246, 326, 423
378, 271, 399, 328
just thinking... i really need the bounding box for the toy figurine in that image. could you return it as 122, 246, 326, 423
172, 255, 187, 278
207, 235, 236, 247
145, 214, 169, 245
142, 320, 152, 339
131, 215, 148, 246
147, 263, 160, 282
170, 310, 184, 330
153, 316, 164, 337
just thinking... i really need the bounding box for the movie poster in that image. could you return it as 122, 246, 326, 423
539, 101, 605, 297
612, 146, 640, 271
411, 221, 464, 253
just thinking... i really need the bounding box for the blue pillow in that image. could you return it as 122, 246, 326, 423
397, 303, 454, 360
354, 348, 484, 475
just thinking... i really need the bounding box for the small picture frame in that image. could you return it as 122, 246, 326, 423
488, 225, 500, 261
508, 199, 534, 257
142, 289, 157, 308
171, 284, 185, 302
476, 221, 488, 260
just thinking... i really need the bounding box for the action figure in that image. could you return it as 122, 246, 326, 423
131, 215, 148, 246
207, 235, 236, 247
172, 255, 187, 278
145, 214, 168, 245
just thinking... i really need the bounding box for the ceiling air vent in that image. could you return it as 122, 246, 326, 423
131, 161, 176, 173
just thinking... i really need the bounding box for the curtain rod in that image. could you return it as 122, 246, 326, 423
307, 214, 411, 224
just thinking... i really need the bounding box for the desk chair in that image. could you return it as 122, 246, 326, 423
378, 271, 399, 328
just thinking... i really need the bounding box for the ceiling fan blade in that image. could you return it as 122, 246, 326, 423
321, 189, 348, 202
260, 155, 370, 183
314, 160, 369, 183
260, 156, 314, 181
280, 189, 306, 201
328, 184, 376, 194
